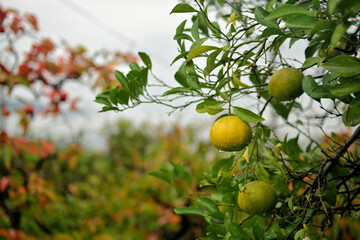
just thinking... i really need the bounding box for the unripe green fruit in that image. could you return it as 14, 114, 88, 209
318, 42, 347, 59
237, 181, 277, 215
268, 68, 304, 101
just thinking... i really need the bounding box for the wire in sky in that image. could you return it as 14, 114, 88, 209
55, 0, 170, 67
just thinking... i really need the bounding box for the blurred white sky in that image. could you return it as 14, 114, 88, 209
1, 0, 348, 150
1, 0, 214, 149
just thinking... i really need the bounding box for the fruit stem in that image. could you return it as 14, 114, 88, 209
226, 50, 236, 116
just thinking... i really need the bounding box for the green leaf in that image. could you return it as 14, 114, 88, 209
327, 0, 360, 16
302, 57, 324, 69
260, 27, 284, 38
109, 87, 118, 105
254, 6, 279, 29
294, 229, 306, 240
310, 20, 335, 34
174, 206, 207, 217
140, 67, 148, 86
99, 106, 119, 112
288, 194, 294, 213
171, 162, 192, 185
176, 20, 187, 35
232, 72, 251, 88
162, 87, 192, 97
191, 18, 200, 40
344, 97, 360, 126
233, 106, 265, 123
252, 223, 264, 240
255, 165, 271, 182
170, 3, 197, 14
174, 64, 189, 87
266, 4, 311, 20
229, 221, 244, 237
204, 105, 224, 115
117, 89, 130, 105
196, 99, 222, 113
226, 12, 242, 28
329, 77, 360, 95
285, 15, 318, 29
302, 75, 318, 96
187, 76, 201, 90
189, 37, 210, 51
309, 85, 335, 99
186, 45, 219, 62
305, 41, 322, 58
330, 23, 350, 49
270, 99, 293, 119
138, 52, 152, 70
327, 0, 342, 15
208, 223, 226, 236
322, 55, 360, 77
211, 155, 235, 177
217, 0, 224, 6
206, 49, 221, 75
149, 168, 173, 183
266, 0, 277, 11
312, 0, 320, 10
3, 145, 12, 169
115, 70, 130, 93
171, 51, 189, 66
94, 96, 111, 107
196, 197, 219, 212
322, 181, 337, 206
173, 33, 193, 42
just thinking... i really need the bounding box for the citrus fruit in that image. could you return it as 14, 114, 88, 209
237, 181, 277, 215
318, 42, 346, 59
268, 68, 304, 101
210, 116, 252, 152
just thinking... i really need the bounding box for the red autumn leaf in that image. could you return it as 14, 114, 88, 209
0, 229, 10, 238
59, 90, 68, 101
13, 137, 39, 156
69, 97, 80, 111
2, 105, 10, 117
0, 63, 10, 74
39, 140, 55, 158
288, 181, 293, 191
18, 186, 26, 194
0, 176, 9, 192
24, 13, 38, 31
0, 131, 9, 144
0, 7, 7, 33
18, 62, 31, 76
40, 38, 55, 56
23, 104, 34, 115
36, 61, 47, 73
128, 54, 138, 63
10, 16, 23, 34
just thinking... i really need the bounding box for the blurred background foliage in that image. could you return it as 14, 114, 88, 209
1, 119, 223, 240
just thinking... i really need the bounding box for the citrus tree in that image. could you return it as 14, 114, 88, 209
96, 0, 360, 239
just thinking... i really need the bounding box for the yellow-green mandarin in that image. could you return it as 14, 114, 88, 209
318, 42, 347, 59
237, 181, 277, 215
210, 116, 252, 152
268, 68, 304, 101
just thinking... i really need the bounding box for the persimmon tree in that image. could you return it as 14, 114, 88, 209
0, 4, 136, 238
96, 0, 360, 239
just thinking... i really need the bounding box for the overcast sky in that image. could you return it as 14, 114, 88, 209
3, 1, 338, 149
1, 0, 214, 149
